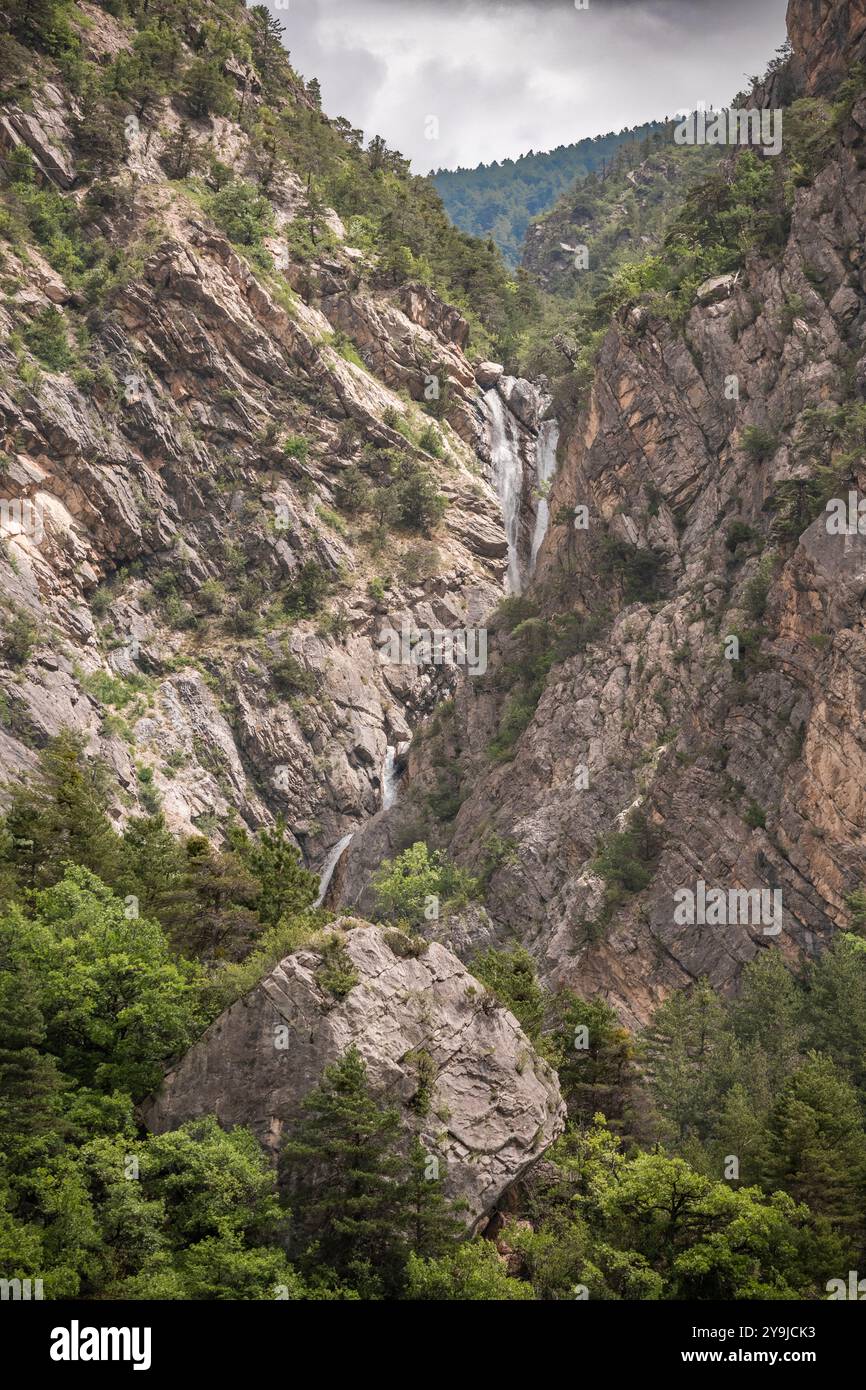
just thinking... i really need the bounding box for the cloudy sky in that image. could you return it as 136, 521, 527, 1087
260, 0, 790, 172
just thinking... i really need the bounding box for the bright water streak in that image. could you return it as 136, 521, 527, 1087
314, 833, 354, 908
484, 386, 524, 594
530, 417, 560, 572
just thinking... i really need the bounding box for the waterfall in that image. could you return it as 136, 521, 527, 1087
382, 740, 408, 810
530, 417, 560, 572
483, 386, 525, 594
382, 745, 398, 809
314, 833, 354, 907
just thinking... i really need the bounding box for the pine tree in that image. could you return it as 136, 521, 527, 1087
0, 934, 63, 1159
761, 1053, 866, 1245
160, 120, 198, 180
404, 1138, 464, 1259
173, 837, 259, 959
248, 5, 288, 91
0, 730, 122, 890
641, 979, 726, 1145
182, 58, 234, 120
247, 816, 318, 929
116, 814, 187, 927
280, 1048, 412, 1297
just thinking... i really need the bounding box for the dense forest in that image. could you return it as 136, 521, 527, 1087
3, 734, 866, 1298
431, 122, 663, 267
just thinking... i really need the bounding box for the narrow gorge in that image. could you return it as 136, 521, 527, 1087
3, 0, 866, 1314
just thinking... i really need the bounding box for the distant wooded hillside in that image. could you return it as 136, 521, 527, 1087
430, 123, 664, 265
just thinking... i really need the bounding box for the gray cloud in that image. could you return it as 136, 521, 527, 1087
262, 0, 789, 171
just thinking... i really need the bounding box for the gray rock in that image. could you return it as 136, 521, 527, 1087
142, 922, 565, 1230
695, 272, 739, 305
476, 361, 505, 388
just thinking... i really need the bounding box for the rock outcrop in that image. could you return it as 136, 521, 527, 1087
143, 921, 565, 1229
788, 0, 866, 95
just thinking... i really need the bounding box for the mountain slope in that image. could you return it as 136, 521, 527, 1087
431, 122, 663, 267
0, 0, 537, 870
341, 6, 866, 1027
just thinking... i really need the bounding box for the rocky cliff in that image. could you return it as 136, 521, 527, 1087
787, 0, 866, 94
337, 3, 866, 1028
0, 1, 551, 883
5, 0, 866, 1146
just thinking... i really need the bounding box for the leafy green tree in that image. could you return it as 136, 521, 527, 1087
4, 865, 203, 1097
372, 841, 477, 930
0, 929, 63, 1159
596, 1148, 834, 1299
406, 1241, 533, 1300
140, 1118, 286, 1248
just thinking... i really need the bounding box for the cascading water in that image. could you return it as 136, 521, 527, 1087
382, 745, 398, 810
314, 833, 354, 907
530, 416, 560, 573
382, 740, 408, 810
483, 385, 526, 594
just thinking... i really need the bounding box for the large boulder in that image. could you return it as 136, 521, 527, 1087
143, 921, 565, 1231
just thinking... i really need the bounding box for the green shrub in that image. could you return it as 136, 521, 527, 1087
597, 536, 665, 604
589, 811, 662, 930
744, 802, 767, 830
741, 553, 775, 621
22, 306, 72, 370
740, 425, 779, 460
726, 521, 757, 553
470, 945, 546, 1043
372, 841, 478, 929
393, 459, 446, 534
283, 560, 332, 619
1, 608, 36, 665
208, 179, 274, 246
281, 434, 309, 462
367, 577, 387, 603
183, 58, 235, 119
271, 652, 317, 697
198, 579, 225, 614
315, 933, 358, 999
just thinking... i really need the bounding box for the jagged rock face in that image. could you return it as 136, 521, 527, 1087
143, 922, 565, 1230
788, 0, 866, 94
0, 2, 546, 873
340, 88, 866, 1027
